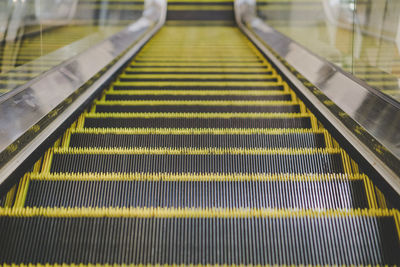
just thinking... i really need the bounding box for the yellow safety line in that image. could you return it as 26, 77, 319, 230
61, 127, 73, 148
165, 5, 235, 11
0, 80, 26, 85
32, 157, 43, 173
119, 74, 278, 79
139, 50, 258, 54
76, 113, 86, 129
84, 112, 311, 118
106, 90, 292, 95
53, 147, 342, 155
340, 150, 353, 175
362, 176, 375, 209
94, 100, 299, 106
0, 265, 395, 267
53, 137, 61, 148
13, 174, 30, 208
124, 67, 274, 72
135, 55, 260, 59
367, 80, 399, 85
394, 210, 400, 242
113, 81, 283, 87
41, 149, 54, 174
134, 58, 262, 63
4, 185, 16, 208
0, 72, 39, 77
129, 62, 271, 67
71, 127, 327, 135
0, 207, 396, 218
375, 188, 388, 209
363, 177, 379, 209
30, 172, 365, 182
137, 51, 259, 55
310, 114, 319, 130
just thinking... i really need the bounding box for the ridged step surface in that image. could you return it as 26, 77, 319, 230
0, 25, 399, 266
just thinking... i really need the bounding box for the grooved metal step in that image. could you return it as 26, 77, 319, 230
1, 24, 399, 266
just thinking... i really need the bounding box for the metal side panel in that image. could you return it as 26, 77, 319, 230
234, 0, 400, 202
0, 0, 167, 192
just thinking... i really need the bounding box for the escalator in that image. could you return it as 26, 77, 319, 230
1, 7, 400, 267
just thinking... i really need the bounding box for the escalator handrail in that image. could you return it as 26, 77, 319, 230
234, 0, 400, 206
0, 0, 167, 194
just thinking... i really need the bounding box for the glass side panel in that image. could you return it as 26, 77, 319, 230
0, 0, 144, 97
256, 0, 400, 102
352, 0, 400, 100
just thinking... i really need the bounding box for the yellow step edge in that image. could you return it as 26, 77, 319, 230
105, 90, 291, 96
119, 74, 279, 79
381, 89, 400, 94
139, 49, 256, 53
29, 172, 365, 182
71, 127, 326, 135
94, 100, 299, 106
367, 80, 399, 86
41, 148, 54, 174
0, 80, 26, 85
12, 174, 30, 208
354, 73, 399, 79
139, 50, 257, 54
0, 207, 396, 218
394, 210, 400, 242
134, 58, 262, 62
167, 5, 233, 11
363, 177, 379, 209
138, 53, 256, 56
129, 62, 270, 67
135, 55, 260, 59
140, 45, 253, 49
3, 185, 16, 208
113, 81, 283, 87
124, 67, 274, 73
375, 188, 388, 209
53, 147, 342, 155
84, 112, 311, 119
0, 265, 395, 267
0, 72, 39, 77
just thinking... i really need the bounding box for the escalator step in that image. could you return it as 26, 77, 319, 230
1, 24, 398, 266
0, 211, 398, 265
25, 179, 369, 209
123, 71, 276, 75
112, 85, 286, 91
93, 104, 301, 113
84, 116, 313, 129
104, 93, 293, 101
69, 132, 327, 148
50, 150, 344, 174
118, 77, 280, 82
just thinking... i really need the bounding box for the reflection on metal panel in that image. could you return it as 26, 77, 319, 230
255, 0, 400, 103
0, 0, 146, 97
235, 0, 400, 194
0, 0, 166, 159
